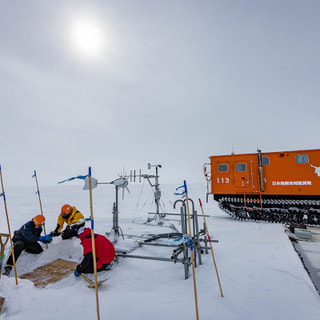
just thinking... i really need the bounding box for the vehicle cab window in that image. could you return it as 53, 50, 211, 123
218, 164, 228, 172
295, 154, 309, 164
236, 163, 247, 172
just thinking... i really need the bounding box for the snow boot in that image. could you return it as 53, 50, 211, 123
2, 265, 12, 276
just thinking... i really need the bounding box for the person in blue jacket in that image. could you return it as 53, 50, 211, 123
2, 215, 52, 276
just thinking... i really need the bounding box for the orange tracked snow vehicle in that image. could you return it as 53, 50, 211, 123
204, 149, 320, 225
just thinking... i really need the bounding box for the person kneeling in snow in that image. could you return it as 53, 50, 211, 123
2, 215, 52, 276
74, 227, 115, 277
50, 204, 85, 240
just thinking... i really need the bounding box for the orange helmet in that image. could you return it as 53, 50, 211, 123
33, 214, 45, 226
61, 204, 72, 218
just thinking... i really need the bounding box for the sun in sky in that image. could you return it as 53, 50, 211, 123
70, 17, 105, 60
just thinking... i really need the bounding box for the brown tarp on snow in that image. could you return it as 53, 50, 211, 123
20, 258, 78, 288
0, 296, 5, 313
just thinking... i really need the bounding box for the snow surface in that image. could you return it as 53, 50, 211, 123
0, 182, 319, 320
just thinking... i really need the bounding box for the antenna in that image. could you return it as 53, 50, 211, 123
129, 163, 164, 223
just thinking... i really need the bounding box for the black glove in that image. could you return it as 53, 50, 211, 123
49, 230, 60, 237
50, 224, 61, 237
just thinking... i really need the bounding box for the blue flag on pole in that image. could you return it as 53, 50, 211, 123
174, 180, 188, 196
58, 175, 88, 184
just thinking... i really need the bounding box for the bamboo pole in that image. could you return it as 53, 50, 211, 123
88, 167, 100, 320
199, 198, 224, 297
0, 165, 18, 285
32, 170, 48, 249
183, 181, 199, 320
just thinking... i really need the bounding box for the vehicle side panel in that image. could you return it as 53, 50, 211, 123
210, 149, 320, 196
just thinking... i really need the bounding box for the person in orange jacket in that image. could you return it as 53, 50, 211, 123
74, 227, 115, 276
50, 204, 85, 240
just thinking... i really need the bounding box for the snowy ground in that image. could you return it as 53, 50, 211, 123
0, 181, 319, 320
291, 228, 320, 294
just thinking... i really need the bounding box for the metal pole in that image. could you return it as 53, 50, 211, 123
184, 181, 199, 320
138, 242, 180, 248
188, 199, 198, 267
194, 210, 202, 266
117, 253, 185, 263
173, 199, 190, 279
112, 186, 119, 242
155, 166, 159, 215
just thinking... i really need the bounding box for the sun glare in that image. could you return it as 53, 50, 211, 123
71, 19, 105, 59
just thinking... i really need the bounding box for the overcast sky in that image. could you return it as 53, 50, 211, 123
0, 0, 319, 188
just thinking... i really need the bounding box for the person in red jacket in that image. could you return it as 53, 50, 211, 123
74, 227, 115, 276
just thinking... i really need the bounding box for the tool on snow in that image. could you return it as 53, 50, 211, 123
78, 273, 109, 288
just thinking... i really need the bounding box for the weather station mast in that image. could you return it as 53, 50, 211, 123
147, 163, 162, 217
129, 163, 167, 223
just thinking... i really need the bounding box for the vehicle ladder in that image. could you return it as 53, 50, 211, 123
243, 192, 263, 210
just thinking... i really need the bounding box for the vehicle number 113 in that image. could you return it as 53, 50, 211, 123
216, 177, 230, 184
